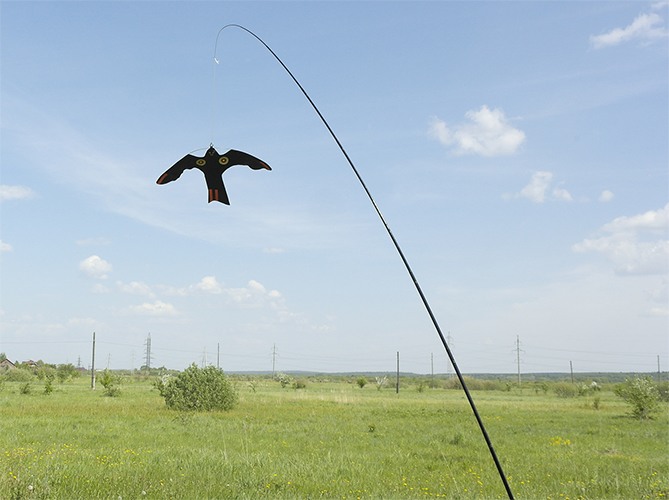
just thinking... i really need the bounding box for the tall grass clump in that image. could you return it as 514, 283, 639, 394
156, 363, 238, 412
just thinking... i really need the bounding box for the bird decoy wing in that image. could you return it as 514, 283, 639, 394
156, 154, 199, 185
223, 149, 271, 171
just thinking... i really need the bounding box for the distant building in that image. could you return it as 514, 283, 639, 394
0, 358, 16, 370
22, 360, 38, 369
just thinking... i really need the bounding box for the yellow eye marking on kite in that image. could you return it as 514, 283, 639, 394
219, 157, 229, 166
196, 159, 206, 166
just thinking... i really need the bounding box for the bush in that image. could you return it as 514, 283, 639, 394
275, 373, 293, 388
99, 369, 122, 397
554, 382, 578, 398
156, 364, 238, 412
614, 377, 660, 419
3, 369, 34, 383
57, 363, 80, 383
44, 374, 54, 395
356, 377, 367, 389
292, 379, 307, 390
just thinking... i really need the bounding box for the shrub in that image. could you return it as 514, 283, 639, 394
44, 374, 54, 395
57, 363, 80, 383
554, 382, 578, 398
614, 377, 660, 419
156, 364, 238, 412
99, 369, 121, 397
19, 382, 32, 395
3, 369, 34, 383
275, 373, 293, 388
356, 377, 367, 389
292, 379, 307, 390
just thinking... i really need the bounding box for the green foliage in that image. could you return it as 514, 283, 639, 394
156, 364, 238, 412
553, 382, 578, 398
657, 381, 669, 402
99, 369, 122, 397
3, 368, 34, 382
0, 376, 667, 498
275, 373, 293, 388
57, 363, 80, 383
19, 382, 32, 395
614, 376, 661, 419
291, 379, 307, 390
43, 373, 55, 395
36, 365, 56, 381
356, 376, 367, 389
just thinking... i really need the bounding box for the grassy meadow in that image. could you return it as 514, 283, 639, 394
0, 374, 667, 499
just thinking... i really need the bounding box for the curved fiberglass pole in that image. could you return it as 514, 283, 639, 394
214, 24, 514, 500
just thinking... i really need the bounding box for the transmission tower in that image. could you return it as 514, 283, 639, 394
446, 332, 454, 378
515, 335, 524, 387
144, 333, 153, 371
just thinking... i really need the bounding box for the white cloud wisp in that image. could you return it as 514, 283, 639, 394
573, 203, 669, 276
429, 106, 526, 156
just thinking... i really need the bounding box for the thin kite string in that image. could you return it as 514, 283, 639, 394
212, 25, 514, 500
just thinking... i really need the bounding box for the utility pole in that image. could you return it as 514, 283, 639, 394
272, 344, 277, 378
431, 352, 434, 387
570, 361, 574, 384
396, 351, 400, 394
516, 335, 521, 388
90, 331, 96, 390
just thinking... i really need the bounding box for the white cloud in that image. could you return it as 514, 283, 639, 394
590, 11, 668, 49
507, 171, 573, 203
598, 190, 615, 203
573, 203, 669, 276
1, 241, 12, 252
602, 204, 669, 233
127, 300, 177, 316
194, 276, 223, 294
79, 255, 112, 279
552, 186, 574, 202
0, 184, 35, 202
117, 281, 154, 297
429, 106, 526, 156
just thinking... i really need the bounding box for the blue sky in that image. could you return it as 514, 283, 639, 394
1, 1, 667, 375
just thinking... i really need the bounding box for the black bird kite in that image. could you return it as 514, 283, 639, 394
157, 146, 271, 204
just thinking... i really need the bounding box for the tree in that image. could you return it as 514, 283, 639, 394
614, 376, 661, 419
156, 364, 238, 412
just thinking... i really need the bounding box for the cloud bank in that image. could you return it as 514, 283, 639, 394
573, 203, 669, 276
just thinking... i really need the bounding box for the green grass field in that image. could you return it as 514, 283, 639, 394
1, 375, 667, 499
